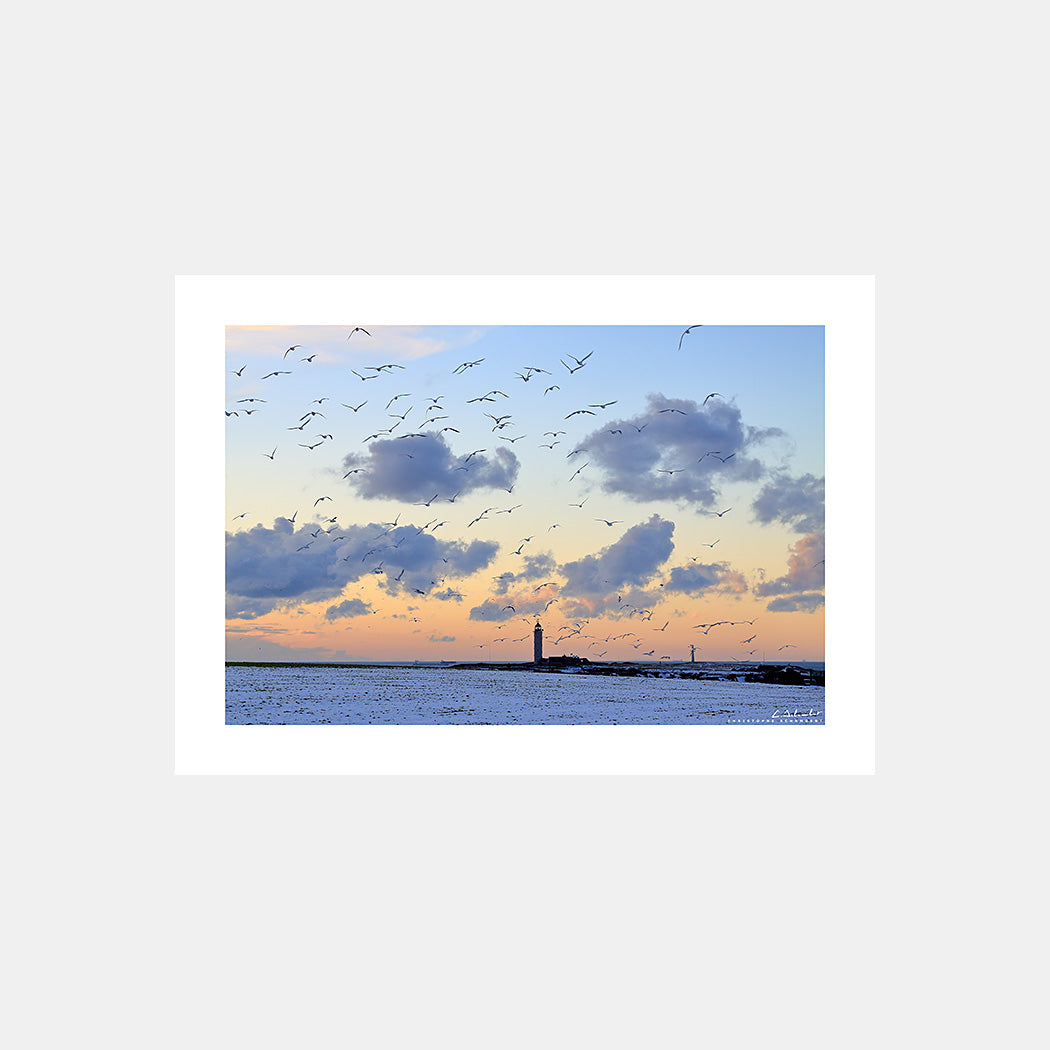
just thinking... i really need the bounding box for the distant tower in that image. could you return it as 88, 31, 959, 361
534, 622, 543, 664
690, 644, 697, 663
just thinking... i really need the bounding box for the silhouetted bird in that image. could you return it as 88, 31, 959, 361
677, 325, 702, 350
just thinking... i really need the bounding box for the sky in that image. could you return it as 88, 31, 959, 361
225, 324, 824, 663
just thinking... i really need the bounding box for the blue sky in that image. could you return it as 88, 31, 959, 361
224, 323, 824, 663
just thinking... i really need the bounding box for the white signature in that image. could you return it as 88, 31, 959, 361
771, 708, 819, 719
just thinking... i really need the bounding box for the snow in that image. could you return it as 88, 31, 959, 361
225, 664, 824, 725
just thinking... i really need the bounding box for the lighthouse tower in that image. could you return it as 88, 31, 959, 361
533, 622, 543, 664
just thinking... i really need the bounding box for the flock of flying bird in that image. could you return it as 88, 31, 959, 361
227, 325, 803, 662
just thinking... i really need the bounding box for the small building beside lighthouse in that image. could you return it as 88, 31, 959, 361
533, 622, 543, 664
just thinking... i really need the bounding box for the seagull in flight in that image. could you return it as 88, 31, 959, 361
261, 371, 291, 379
657, 467, 684, 475
565, 409, 595, 418
677, 325, 703, 350
228, 365, 246, 376
262, 447, 276, 459
453, 358, 484, 373
568, 463, 588, 481
342, 401, 367, 412
544, 385, 560, 395
283, 345, 302, 358
595, 519, 622, 526
714, 507, 733, 517
347, 327, 371, 339
351, 369, 378, 381
702, 392, 722, 405
589, 401, 618, 409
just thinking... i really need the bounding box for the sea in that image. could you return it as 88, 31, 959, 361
225, 662, 825, 725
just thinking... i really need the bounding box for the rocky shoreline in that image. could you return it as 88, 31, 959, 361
449, 661, 825, 687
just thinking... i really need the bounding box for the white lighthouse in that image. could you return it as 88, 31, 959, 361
533, 622, 543, 664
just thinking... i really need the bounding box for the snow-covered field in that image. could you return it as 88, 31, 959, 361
226, 664, 824, 725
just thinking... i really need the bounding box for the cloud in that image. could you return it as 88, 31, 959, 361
468, 517, 677, 622
560, 514, 675, 596
225, 520, 350, 609
372, 528, 500, 598
428, 635, 456, 643
491, 552, 559, 594
663, 562, 734, 595
575, 394, 784, 507
469, 571, 563, 621
557, 586, 663, 621
226, 517, 499, 616
754, 532, 825, 611
751, 472, 825, 533
339, 433, 519, 502
325, 598, 373, 620
469, 599, 527, 622
226, 596, 292, 621
766, 592, 825, 613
